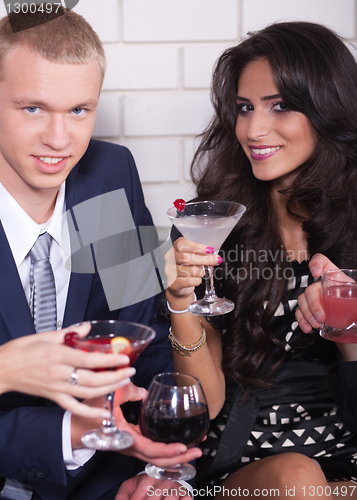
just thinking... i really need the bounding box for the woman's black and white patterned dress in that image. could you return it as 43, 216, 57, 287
198, 261, 357, 487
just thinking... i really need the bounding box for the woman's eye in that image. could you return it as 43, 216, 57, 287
237, 103, 253, 113
273, 102, 290, 112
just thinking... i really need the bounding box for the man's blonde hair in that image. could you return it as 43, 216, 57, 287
0, 9, 106, 83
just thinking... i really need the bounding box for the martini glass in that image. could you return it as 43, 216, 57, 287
65, 320, 155, 450
167, 200, 246, 315
320, 269, 357, 343
139, 372, 209, 480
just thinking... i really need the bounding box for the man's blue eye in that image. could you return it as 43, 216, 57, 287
72, 108, 83, 115
26, 107, 39, 113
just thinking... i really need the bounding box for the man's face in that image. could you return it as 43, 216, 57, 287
0, 44, 102, 199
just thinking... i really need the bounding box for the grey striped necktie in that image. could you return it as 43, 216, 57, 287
29, 232, 57, 333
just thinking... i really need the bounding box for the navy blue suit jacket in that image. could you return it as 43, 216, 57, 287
0, 140, 173, 500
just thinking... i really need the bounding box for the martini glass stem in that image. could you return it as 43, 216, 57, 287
204, 265, 217, 302
102, 391, 117, 432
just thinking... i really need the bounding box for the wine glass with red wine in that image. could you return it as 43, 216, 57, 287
139, 372, 209, 480
65, 320, 155, 451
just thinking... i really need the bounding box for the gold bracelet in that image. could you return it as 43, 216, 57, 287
168, 323, 206, 357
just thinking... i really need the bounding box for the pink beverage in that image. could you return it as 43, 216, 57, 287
64, 330, 154, 368
322, 285, 357, 342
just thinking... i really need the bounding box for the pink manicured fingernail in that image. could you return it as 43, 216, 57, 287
206, 247, 214, 254
217, 256, 223, 265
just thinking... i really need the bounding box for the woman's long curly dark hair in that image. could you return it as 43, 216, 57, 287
191, 22, 357, 391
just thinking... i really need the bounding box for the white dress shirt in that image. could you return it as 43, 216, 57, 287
0, 181, 94, 469
0, 181, 70, 327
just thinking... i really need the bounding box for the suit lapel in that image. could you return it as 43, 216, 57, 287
62, 164, 104, 328
0, 222, 35, 339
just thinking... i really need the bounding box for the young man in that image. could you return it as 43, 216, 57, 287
0, 9, 198, 500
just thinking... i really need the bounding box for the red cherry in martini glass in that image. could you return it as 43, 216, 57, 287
173, 199, 186, 212
64, 320, 155, 451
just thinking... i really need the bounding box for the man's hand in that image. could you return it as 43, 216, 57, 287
114, 385, 203, 466
296, 253, 338, 333
70, 382, 146, 448
115, 474, 192, 500
71, 382, 203, 463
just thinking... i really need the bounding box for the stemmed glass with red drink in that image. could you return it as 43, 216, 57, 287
65, 320, 155, 451
139, 372, 209, 480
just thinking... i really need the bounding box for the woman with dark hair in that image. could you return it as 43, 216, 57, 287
166, 21, 357, 497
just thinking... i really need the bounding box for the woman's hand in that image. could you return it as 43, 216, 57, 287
296, 253, 338, 333
296, 254, 357, 360
165, 236, 221, 309
165, 237, 225, 418
0, 323, 136, 418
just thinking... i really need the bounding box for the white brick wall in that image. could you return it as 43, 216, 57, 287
54, 1, 357, 228
123, 91, 212, 136
103, 45, 180, 90
122, 0, 239, 42
242, 0, 355, 38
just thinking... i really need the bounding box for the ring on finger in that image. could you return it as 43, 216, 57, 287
69, 368, 79, 385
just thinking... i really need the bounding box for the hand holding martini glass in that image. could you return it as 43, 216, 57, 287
64, 320, 155, 451
167, 200, 246, 316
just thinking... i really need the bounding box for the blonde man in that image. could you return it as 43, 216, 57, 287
0, 9, 198, 500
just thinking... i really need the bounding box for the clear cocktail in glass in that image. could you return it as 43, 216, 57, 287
167, 200, 246, 315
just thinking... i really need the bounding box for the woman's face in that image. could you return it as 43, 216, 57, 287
235, 58, 316, 188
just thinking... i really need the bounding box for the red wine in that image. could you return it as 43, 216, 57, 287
140, 401, 209, 446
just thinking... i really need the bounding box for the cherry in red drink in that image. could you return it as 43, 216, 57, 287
64, 320, 156, 451
71, 336, 147, 368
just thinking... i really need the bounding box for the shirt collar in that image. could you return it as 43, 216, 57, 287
0, 182, 69, 267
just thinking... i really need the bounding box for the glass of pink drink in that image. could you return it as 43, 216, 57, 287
320, 269, 357, 342
65, 320, 155, 450
167, 200, 246, 316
